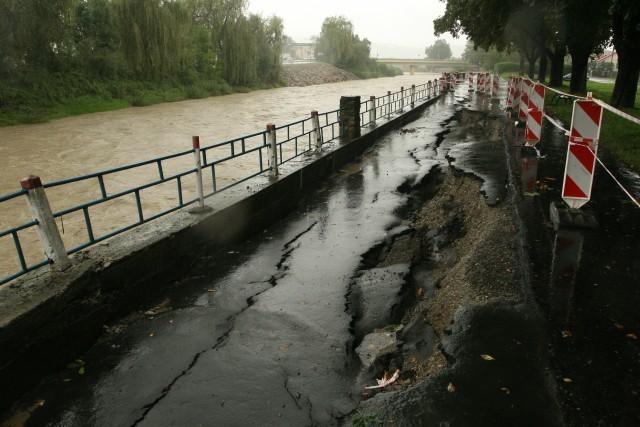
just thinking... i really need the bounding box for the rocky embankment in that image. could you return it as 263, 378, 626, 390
280, 62, 360, 86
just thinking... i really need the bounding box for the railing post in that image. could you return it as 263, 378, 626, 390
311, 111, 322, 150
369, 96, 376, 126
400, 87, 405, 110
191, 136, 206, 210
20, 175, 71, 271
411, 85, 416, 108
267, 123, 278, 177
387, 91, 392, 117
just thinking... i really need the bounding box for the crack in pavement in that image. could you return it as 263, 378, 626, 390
129, 221, 319, 426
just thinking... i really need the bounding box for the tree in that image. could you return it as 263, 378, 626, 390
425, 39, 452, 60
610, 0, 640, 107
315, 16, 371, 70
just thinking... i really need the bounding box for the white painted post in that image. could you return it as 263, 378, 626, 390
20, 175, 71, 271
267, 123, 278, 177
369, 96, 376, 126
311, 111, 322, 150
387, 91, 392, 117
411, 85, 416, 108
192, 136, 205, 209
400, 87, 405, 110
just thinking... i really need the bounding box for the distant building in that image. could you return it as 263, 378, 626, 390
285, 43, 316, 61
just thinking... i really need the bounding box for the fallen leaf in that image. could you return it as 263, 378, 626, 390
161, 386, 171, 393
409, 356, 419, 364
447, 382, 456, 393
562, 378, 573, 383
561, 330, 572, 338
501, 387, 511, 395
279, 347, 287, 352
220, 400, 225, 407
626, 333, 638, 340
207, 289, 215, 293
149, 332, 155, 337
365, 370, 401, 390
481, 354, 495, 361
78, 366, 85, 375
416, 287, 425, 298
614, 323, 625, 330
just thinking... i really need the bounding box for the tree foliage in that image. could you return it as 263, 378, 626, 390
434, 0, 639, 105
315, 16, 401, 78
0, 0, 284, 87
425, 39, 452, 60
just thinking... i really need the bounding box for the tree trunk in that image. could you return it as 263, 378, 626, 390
519, 54, 525, 76
610, 4, 640, 108
548, 47, 566, 87
611, 52, 640, 107
568, 46, 590, 94
528, 58, 536, 79
538, 52, 548, 83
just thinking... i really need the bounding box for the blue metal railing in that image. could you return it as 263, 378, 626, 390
0, 80, 440, 286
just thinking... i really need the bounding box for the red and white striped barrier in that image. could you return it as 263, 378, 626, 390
468, 73, 474, 91
484, 73, 491, 95
518, 79, 532, 120
525, 109, 543, 146
529, 83, 545, 111
512, 78, 522, 110
492, 76, 499, 100
506, 77, 514, 107
561, 98, 603, 209
477, 73, 484, 92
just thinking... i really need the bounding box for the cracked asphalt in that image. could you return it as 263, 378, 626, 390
5, 92, 459, 426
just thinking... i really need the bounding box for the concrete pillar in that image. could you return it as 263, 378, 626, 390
339, 96, 361, 142
20, 175, 71, 271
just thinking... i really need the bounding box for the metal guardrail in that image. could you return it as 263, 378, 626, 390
0, 79, 442, 286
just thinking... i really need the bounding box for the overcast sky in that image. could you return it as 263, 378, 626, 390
246, 0, 467, 58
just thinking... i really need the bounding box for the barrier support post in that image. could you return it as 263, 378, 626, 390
20, 175, 71, 271
387, 91, 392, 117
400, 87, 405, 110
267, 123, 278, 177
311, 111, 322, 150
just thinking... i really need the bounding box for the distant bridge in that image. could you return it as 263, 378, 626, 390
376, 58, 472, 74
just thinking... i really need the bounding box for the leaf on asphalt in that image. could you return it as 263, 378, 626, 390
561, 330, 572, 338
409, 356, 419, 364
149, 332, 155, 337
562, 378, 573, 383
279, 347, 287, 352
365, 370, 401, 390
501, 387, 511, 395
78, 366, 85, 375
614, 323, 625, 330
480, 354, 495, 361
416, 287, 425, 298
626, 333, 638, 340
447, 382, 456, 393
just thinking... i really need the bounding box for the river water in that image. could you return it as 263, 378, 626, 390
0, 73, 439, 282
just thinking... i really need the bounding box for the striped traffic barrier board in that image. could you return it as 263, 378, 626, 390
529, 84, 546, 111
525, 108, 543, 146
477, 73, 484, 92
492, 75, 499, 100
518, 79, 531, 120
561, 98, 603, 209
484, 73, 491, 95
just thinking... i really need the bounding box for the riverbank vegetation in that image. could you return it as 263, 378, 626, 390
0, 3, 403, 127
0, 0, 285, 126
545, 81, 640, 171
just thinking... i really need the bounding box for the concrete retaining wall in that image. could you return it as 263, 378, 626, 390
0, 93, 442, 412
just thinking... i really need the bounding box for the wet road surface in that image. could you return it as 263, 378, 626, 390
6, 91, 460, 426
4, 82, 640, 426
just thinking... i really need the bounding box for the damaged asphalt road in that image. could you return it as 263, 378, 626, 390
6, 94, 462, 426
9, 82, 633, 426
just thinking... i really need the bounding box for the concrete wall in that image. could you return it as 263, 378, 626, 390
0, 93, 442, 413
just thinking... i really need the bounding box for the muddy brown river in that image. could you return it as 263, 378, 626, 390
0, 73, 439, 281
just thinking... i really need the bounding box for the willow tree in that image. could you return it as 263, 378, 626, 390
115, 0, 186, 80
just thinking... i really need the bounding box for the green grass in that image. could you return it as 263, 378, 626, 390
544, 81, 640, 171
